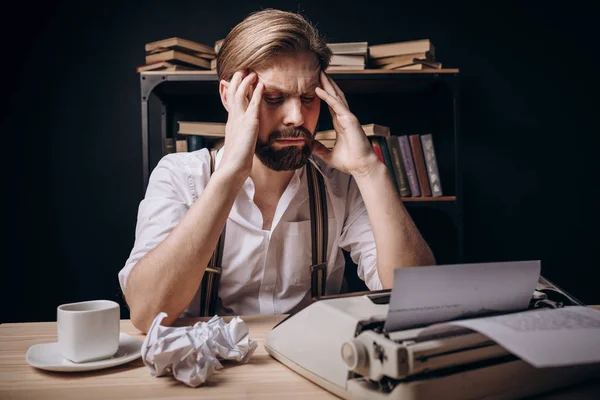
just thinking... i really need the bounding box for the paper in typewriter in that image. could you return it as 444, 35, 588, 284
419, 306, 600, 367
384, 261, 540, 332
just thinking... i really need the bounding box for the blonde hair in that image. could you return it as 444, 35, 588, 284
217, 9, 332, 81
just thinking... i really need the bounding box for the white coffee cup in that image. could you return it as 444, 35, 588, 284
57, 300, 120, 363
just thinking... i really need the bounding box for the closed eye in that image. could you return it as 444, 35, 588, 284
301, 96, 316, 104
264, 96, 284, 104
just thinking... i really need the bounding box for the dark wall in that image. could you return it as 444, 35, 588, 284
4, 0, 598, 323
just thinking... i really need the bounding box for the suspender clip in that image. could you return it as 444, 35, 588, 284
310, 262, 328, 299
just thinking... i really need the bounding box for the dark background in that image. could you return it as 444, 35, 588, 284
3, 0, 598, 322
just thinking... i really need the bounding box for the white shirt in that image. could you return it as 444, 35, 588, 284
118, 148, 382, 316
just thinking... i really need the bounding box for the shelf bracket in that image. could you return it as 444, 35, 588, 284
140, 74, 166, 102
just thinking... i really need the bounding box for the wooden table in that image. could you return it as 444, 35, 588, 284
2, 314, 600, 399
0, 315, 337, 399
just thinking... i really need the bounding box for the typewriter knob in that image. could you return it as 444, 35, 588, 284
341, 340, 368, 371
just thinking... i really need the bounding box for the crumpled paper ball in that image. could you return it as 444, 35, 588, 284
141, 312, 258, 387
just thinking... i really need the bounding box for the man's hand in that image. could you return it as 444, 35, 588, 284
218, 70, 264, 178
314, 71, 380, 178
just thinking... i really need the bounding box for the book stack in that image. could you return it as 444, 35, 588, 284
315, 123, 388, 149
375, 132, 443, 197
136, 37, 216, 73
164, 138, 189, 154
172, 121, 226, 156
368, 39, 441, 70
316, 124, 443, 197
326, 42, 368, 71
172, 121, 443, 198
211, 39, 224, 70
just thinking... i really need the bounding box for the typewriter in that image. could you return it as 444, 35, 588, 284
265, 272, 600, 400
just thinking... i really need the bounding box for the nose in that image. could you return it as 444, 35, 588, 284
282, 97, 304, 127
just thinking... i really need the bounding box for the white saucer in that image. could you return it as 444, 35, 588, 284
26, 333, 143, 372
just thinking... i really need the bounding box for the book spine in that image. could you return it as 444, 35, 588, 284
369, 137, 385, 164
187, 136, 205, 152
177, 121, 226, 137
397, 135, 420, 196
377, 137, 400, 194
420, 134, 443, 197
176, 139, 188, 152
164, 138, 176, 154
385, 136, 411, 196
408, 134, 431, 197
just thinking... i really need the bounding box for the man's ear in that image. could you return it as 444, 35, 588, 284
219, 80, 230, 113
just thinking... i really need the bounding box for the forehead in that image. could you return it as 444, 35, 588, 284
255, 53, 320, 94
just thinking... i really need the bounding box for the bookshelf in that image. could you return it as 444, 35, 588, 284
139, 69, 463, 266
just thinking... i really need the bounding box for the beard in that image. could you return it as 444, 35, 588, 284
255, 126, 314, 171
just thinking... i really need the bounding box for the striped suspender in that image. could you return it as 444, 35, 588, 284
198, 151, 226, 317
198, 157, 328, 316
306, 160, 328, 299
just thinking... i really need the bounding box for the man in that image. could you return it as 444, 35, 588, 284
119, 9, 435, 333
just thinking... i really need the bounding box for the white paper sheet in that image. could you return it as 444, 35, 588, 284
141, 312, 257, 387
419, 306, 600, 367
384, 261, 540, 331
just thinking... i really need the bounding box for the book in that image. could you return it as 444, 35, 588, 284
381, 60, 442, 70
317, 138, 336, 149
147, 49, 215, 60
185, 136, 224, 152
165, 138, 176, 154
177, 121, 226, 137
369, 39, 434, 59
210, 59, 217, 70
363, 123, 391, 137
315, 123, 390, 141
408, 134, 432, 197
370, 52, 433, 67
397, 135, 420, 196
187, 136, 205, 152
146, 50, 211, 69
314, 129, 336, 140
376, 136, 400, 194
176, 139, 188, 152
385, 136, 411, 197
329, 54, 366, 66
327, 42, 368, 55
369, 137, 385, 164
420, 134, 443, 197
326, 65, 366, 71
214, 39, 224, 54
145, 37, 216, 57
136, 61, 195, 73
